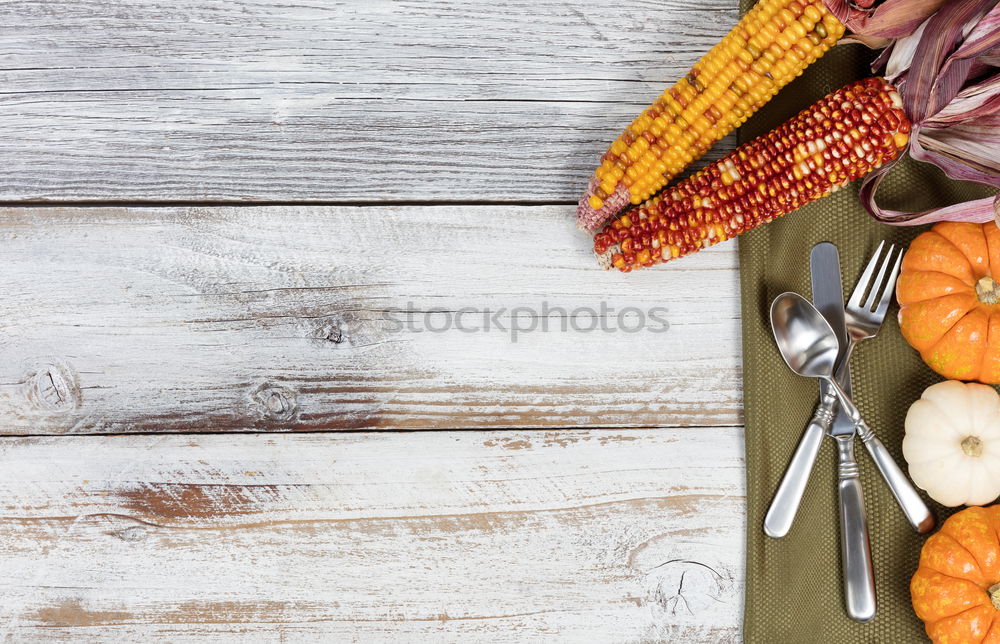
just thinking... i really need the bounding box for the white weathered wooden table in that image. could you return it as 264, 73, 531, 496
1, 2, 745, 641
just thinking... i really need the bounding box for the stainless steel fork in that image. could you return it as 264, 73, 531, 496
844, 241, 935, 533
843, 241, 901, 370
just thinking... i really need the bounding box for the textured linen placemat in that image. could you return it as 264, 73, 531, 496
736, 3, 995, 642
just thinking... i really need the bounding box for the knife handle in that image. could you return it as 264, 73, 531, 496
856, 423, 936, 534
835, 435, 877, 623
763, 392, 836, 538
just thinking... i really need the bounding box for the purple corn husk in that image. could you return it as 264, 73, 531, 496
834, 0, 1000, 225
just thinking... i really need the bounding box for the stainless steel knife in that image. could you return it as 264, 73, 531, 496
814, 242, 877, 622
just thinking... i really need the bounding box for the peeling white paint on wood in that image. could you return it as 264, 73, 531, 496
0, 0, 736, 201
0, 429, 745, 642
0, 205, 743, 434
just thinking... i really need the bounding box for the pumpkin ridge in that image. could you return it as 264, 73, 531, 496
926, 532, 990, 585
930, 603, 997, 639
941, 518, 1000, 582
988, 507, 1000, 580
934, 223, 992, 281
979, 319, 1000, 385
919, 394, 976, 444
977, 609, 996, 644
898, 270, 977, 304
916, 578, 992, 625
976, 608, 995, 644
986, 225, 1000, 284
924, 309, 986, 375
979, 315, 1000, 385
903, 293, 980, 355
913, 231, 977, 285
983, 611, 1000, 643
905, 443, 965, 466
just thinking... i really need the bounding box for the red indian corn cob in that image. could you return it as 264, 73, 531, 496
594, 78, 911, 272
577, 0, 846, 233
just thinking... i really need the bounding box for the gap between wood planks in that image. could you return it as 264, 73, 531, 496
0, 199, 577, 208
0, 424, 745, 439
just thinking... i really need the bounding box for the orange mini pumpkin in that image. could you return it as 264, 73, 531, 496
912, 506, 1000, 642
898, 222, 1000, 384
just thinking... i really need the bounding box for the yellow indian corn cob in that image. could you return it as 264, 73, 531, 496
594, 78, 911, 272
578, 0, 846, 233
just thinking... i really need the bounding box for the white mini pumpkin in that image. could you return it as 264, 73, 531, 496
903, 380, 1000, 507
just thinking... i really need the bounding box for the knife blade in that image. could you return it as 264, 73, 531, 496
811, 242, 852, 418
811, 242, 877, 622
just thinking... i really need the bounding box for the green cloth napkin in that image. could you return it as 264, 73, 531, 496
736, 4, 995, 642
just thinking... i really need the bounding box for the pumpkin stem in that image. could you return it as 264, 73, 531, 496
977, 276, 1000, 305
963, 436, 984, 457
989, 583, 1000, 610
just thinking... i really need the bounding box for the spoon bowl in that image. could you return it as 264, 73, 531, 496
770, 292, 840, 379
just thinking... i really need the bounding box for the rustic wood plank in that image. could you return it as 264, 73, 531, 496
1, 205, 742, 434
0, 0, 736, 201
0, 428, 745, 641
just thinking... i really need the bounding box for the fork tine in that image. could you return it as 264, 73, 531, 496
864, 243, 896, 310
848, 240, 885, 309
873, 246, 903, 321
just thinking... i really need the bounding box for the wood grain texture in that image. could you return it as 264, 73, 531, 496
0, 0, 736, 201
1, 205, 742, 435
0, 428, 745, 642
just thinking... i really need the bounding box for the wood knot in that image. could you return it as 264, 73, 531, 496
88, 514, 150, 541
645, 559, 733, 618
306, 313, 387, 348
113, 526, 148, 542
24, 361, 82, 413
312, 320, 346, 344
250, 383, 298, 422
